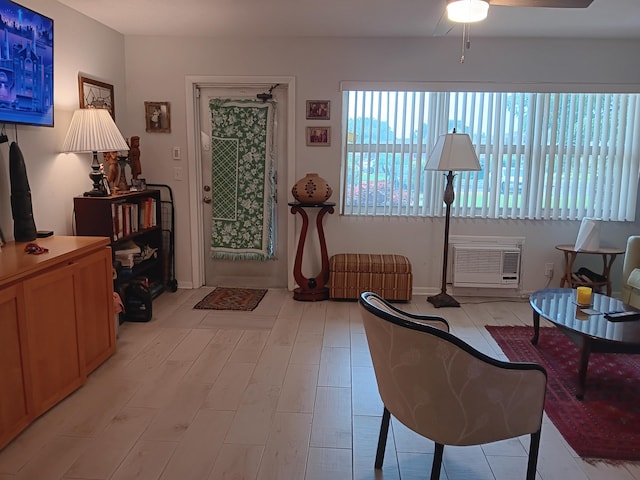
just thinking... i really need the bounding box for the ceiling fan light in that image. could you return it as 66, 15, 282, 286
447, 0, 489, 23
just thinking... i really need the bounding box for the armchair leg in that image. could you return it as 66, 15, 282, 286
431, 443, 444, 480
375, 407, 391, 469
526, 430, 541, 480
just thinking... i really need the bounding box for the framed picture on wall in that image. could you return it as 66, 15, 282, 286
78, 75, 115, 119
144, 101, 171, 133
306, 100, 330, 120
306, 126, 331, 146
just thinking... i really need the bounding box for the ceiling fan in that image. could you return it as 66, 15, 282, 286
434, 0, 594, 36
433, 0, 594, 62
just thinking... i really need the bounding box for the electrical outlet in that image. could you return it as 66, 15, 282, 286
544, 263, 554, 278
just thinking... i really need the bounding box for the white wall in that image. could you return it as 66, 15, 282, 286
0, 0, 126, 244
2, 6, 636, 297
122, 35, 640, 295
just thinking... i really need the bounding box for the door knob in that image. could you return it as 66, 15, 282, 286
203, 196, 212, 204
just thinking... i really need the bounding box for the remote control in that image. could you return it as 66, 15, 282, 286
605, 311, 640, 322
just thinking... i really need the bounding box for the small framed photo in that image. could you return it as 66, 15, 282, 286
306, 126, 331, 146
144, 101, 171, 133
79, 75, 115, 119
306, 100, 330, 120
101, 176, 111, 196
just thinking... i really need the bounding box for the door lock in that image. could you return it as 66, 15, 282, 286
203, 185, 211, 192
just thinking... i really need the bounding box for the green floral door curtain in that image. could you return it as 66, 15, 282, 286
209, 98, 276, 260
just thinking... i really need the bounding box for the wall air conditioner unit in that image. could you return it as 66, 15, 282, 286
452, 243, 522, 289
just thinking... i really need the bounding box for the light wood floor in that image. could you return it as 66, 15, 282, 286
2, 288, 640, 480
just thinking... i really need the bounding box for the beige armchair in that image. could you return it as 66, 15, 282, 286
359, 291, 547, 480
622, 236, 640, 308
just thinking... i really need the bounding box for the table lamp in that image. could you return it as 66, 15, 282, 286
425, 129, 481, 308
62, 108, 130, 197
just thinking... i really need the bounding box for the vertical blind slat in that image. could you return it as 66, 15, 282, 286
341, 89, 639, 221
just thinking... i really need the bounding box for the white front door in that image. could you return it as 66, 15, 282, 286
198, 85, 289, 288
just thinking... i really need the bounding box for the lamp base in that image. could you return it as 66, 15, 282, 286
84, 188, 108, 197
427, 291, 460, 308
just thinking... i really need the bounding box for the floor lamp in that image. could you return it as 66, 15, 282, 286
425, 130, 481, 308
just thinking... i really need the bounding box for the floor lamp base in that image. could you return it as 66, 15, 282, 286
427, 291, 460, 308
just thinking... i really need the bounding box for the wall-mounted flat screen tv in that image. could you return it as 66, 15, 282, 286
0, 0, 53, 127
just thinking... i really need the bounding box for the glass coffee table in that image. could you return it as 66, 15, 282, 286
530, 288, 640, 399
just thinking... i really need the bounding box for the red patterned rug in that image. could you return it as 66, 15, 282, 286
487, 325, 640, 461
194, 287, 267, 311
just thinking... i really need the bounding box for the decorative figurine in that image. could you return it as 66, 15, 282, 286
116, 154, 130, 192
9, 141, 37, 242
129, 136, 142, 180
103, 151, 119, 191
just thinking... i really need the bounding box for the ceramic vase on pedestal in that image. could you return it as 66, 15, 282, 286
291, 173, 332, 204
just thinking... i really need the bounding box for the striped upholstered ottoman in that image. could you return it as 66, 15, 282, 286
329, 253, 412, 301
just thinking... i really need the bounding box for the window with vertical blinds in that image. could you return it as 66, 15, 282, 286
340, 88, 640, 221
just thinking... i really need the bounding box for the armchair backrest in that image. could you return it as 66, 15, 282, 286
359, 291, 547, 447
622, 236, 640, 307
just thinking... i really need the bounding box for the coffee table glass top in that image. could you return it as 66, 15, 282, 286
530, 288, 640, 344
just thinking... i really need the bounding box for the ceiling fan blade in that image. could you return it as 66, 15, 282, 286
490, 0, 593, 7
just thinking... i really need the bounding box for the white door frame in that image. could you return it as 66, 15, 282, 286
184, 75, 296, 289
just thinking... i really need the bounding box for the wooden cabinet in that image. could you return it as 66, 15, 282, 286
0, 284, 31, 450
75, 247, 117, 373
0, 236, 115, 449
74, 189, 164, 298
23, 262, 84, 415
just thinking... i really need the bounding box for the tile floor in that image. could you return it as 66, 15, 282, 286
1, 288, 640, 479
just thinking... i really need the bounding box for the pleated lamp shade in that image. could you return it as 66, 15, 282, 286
62, 108, 129, 153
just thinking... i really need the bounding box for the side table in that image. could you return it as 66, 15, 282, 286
289, 202, 335, 301
555, 244, 624, 296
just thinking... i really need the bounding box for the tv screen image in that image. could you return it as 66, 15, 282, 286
0, 0, 53, 127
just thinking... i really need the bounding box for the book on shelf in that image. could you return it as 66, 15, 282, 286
111, 201, 147, 240
139, 197, 157, 230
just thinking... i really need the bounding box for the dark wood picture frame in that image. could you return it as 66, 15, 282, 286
306, 100, 330, 120
78, 75, 115, 119
306, 126, 331, 146
144, 101, 171, 133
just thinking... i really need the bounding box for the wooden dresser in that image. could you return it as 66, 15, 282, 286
0, 236, 116, 449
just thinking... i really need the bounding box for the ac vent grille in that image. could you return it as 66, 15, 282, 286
456, 250, 502, 275
503, 252, 520, 275
452, 244, 522, 289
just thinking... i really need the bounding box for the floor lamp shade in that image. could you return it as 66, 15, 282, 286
425, 132, 481, 172
425, 132, 481, 308
62, 108, 130, 197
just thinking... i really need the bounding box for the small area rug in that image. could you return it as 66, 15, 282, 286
486, 325, 640, 461
194, 287, 267, 311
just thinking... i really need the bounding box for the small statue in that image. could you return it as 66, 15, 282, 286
129, 136, 141, 180
116, 154, 130, 192
10, 142, 37, 241
103, 151, 119, 190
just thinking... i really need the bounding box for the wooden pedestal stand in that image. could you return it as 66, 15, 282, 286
289, 202, 335, 301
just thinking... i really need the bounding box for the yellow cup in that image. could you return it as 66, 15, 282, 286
576, 286, 592, 305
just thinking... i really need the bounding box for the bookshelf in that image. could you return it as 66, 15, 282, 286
74, 189, 164, 301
